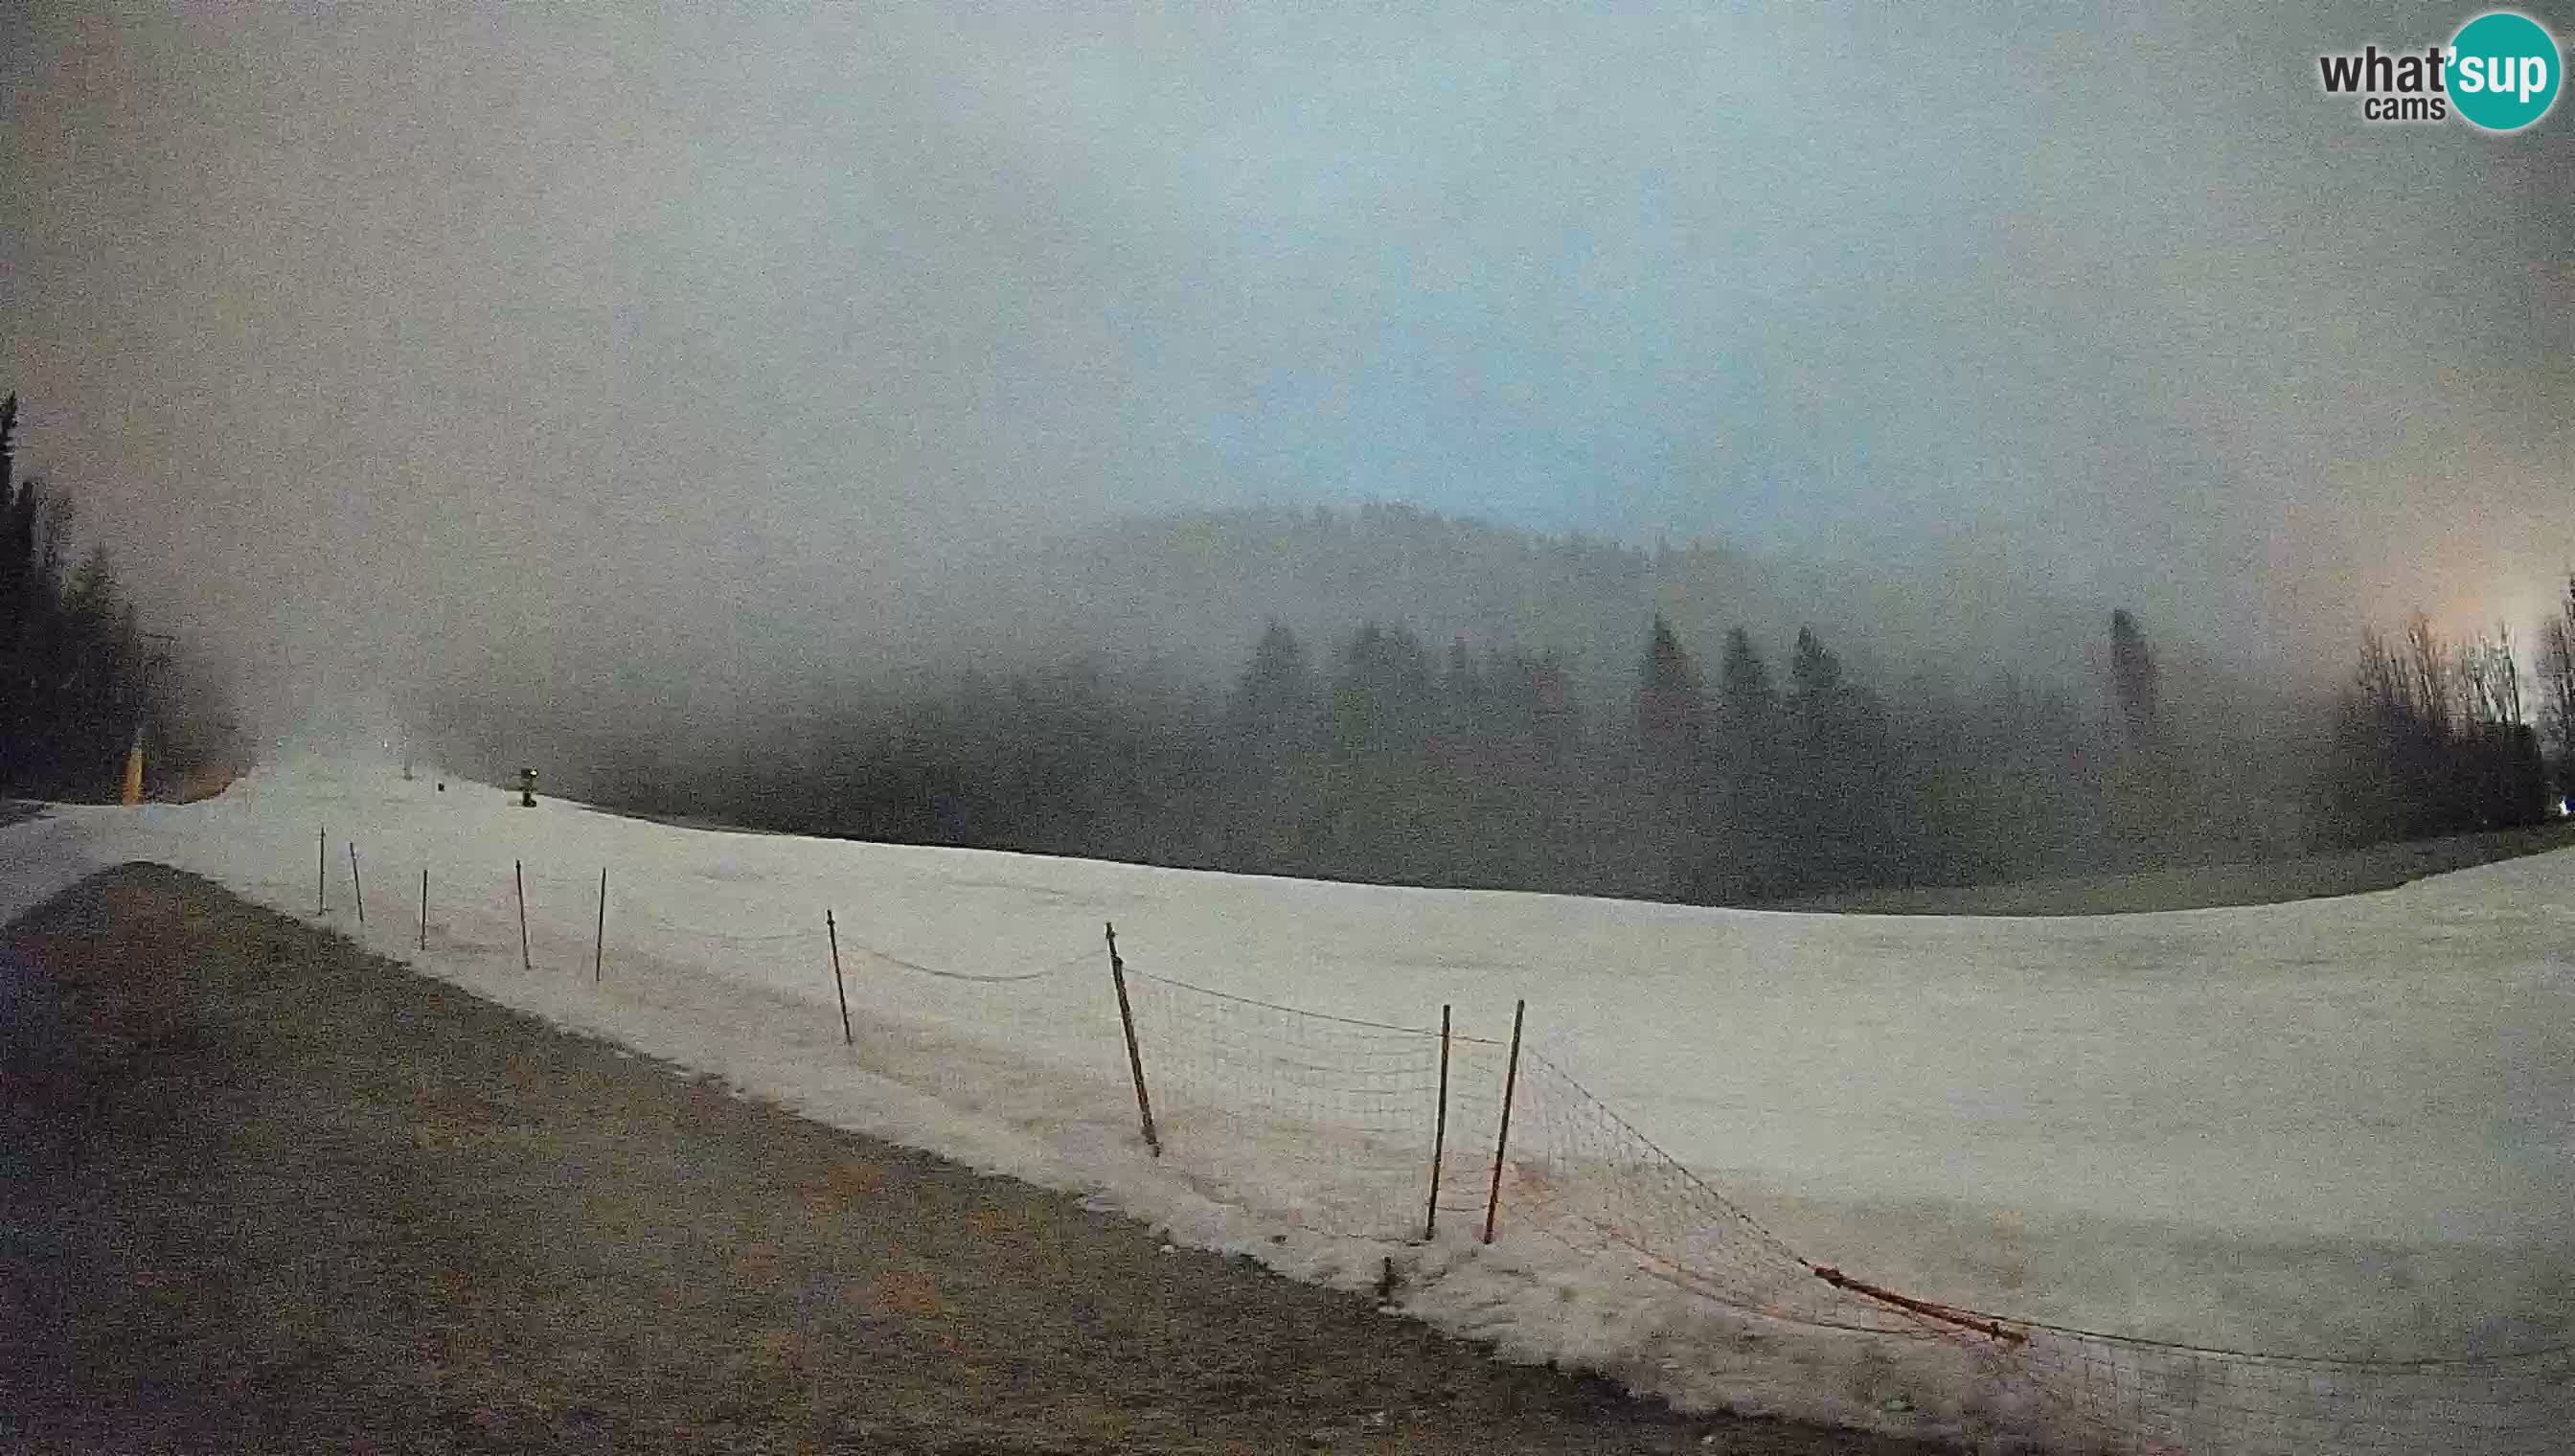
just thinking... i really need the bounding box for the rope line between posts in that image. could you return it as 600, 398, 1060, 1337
1128, 967, 1500, 1040
622, 900, 810, 947
1988, 1320, 2573, 1372
843, 941, 1096, 984
1516, 1049, 1819, 1270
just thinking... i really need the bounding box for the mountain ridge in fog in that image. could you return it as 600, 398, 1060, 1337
889, 501, 2275, 714
419, 497, 2351, 904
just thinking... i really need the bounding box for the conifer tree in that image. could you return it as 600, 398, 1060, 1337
1633, 615, 1705, 760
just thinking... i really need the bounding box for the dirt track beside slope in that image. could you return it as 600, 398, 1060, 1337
0, 866, 1938, 1455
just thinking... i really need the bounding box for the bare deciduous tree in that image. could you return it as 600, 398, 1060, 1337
2539, 576, 2575, 774
2351, 627, 2414, 724
2458, 624, 2523, 729
2402, 613, 2454, 741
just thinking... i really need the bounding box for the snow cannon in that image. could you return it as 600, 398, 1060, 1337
517, 767, 537, 808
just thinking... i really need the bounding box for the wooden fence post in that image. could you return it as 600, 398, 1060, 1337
419, 867, 428, 951
1105, 922, 1160, 1156
515, 860, 530, 971
1425, 1003, 1451, 1240
317, 825, 327, 915
827, 910, 852, 1046
349, 844, 365, 925
593, 868, 606, 985
1482, 998, 1526, 1246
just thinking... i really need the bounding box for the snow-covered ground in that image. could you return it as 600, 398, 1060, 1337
15, 747, 2571, 1451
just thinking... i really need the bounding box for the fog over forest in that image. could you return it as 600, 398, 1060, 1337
393, 498, 2559, 904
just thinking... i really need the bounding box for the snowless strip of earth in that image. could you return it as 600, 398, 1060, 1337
13, 747, 2570, 1446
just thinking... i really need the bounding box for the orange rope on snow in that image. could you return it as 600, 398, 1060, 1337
1809, 1264, 2029, 1346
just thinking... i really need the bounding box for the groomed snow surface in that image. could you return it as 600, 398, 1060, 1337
30, 749, 2574, 1454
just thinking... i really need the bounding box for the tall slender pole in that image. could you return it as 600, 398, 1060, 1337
317, 824, 328, 915
122, 722, 144, 807
419, 868, 428, 951
1105, 922, 1159, 1156
1425, 1003, 1451, 1240
827, 910, 852, 1046
1482, 998, 1526, 1246
593, 868, 606, 985
349, 844, 365, 925
515, 859, 530, 971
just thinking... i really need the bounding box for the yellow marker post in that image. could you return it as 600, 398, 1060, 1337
121, 726, 144, 807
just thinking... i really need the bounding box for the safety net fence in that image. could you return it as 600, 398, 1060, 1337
208, 822, 2571, 1456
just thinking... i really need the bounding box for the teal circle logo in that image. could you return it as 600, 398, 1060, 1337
2449, 11, 2561, 131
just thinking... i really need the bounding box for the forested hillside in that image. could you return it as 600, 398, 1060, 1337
417, 506, 2567, 904
0, 395, 238, 800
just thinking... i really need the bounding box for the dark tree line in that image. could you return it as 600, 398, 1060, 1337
430, 606, 2325, 905
420, 534, 2575, 905
2540, 578, 2575, 797
0, 395, 236, 800
2316, 610, 2557, 845
1622, 617, 1898, 899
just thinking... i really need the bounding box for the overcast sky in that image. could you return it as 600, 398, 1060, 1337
4, 1, 2568, 717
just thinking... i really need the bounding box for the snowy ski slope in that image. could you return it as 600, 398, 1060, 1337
23, 745, 2572, 1448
